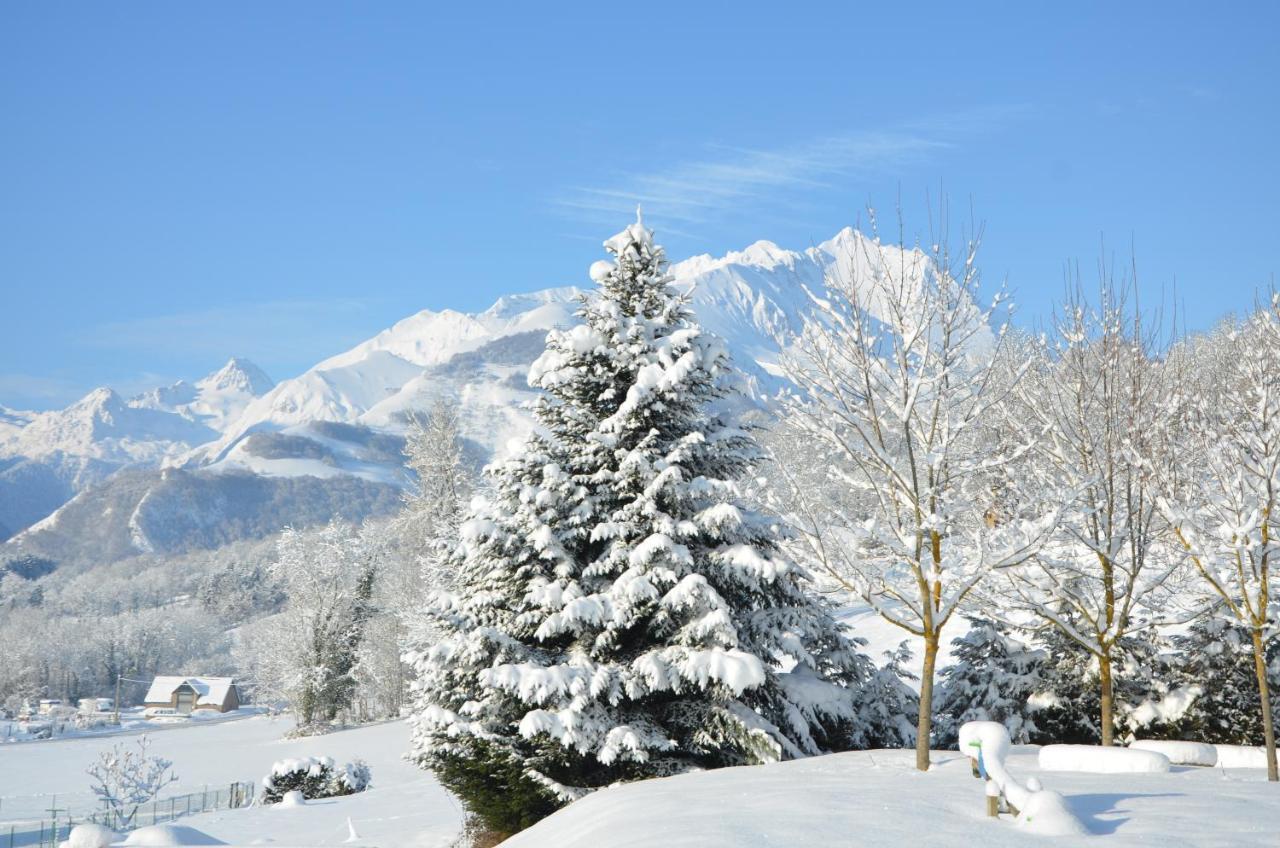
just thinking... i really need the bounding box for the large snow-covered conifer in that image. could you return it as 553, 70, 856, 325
407, 213, 869, 833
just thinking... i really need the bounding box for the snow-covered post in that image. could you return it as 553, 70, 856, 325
999, 280, 1187, 746
1157, 299, 1280, 781
777, 209, 1053, 771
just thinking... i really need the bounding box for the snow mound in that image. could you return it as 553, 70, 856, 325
57, 823, 118, 848
120, 825, 227, 846
1016, 789, 1090, 836
1039, 745, 1170, 773
1129, 739, 1217, 766
275, 789, 306, 807
1213, 744, 1270, 768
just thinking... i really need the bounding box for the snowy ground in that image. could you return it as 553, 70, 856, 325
5, 713, 1278, 846
505, 747, 1280, 848
0, 715, 463, 846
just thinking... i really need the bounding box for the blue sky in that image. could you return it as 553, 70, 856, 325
2, 2, 1278, 409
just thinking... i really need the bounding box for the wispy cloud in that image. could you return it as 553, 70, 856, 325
79, 297, 381, 364
554, 107, 1024, 236
0, 373, 85, 407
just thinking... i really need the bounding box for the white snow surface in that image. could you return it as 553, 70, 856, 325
1213, 744, 1272, 769
8, 715, 1280, 846
505, 745, 1279, 847
120, 824, 226, 846
58, 823, 119, 848
1039, 744, 1172, 774
1129, 739, 1218, 766
0, 716, 462, 847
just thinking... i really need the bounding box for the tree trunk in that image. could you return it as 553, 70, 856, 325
917, 632, 939, 771
1250, 627, 1279, 782
1098, 651, 1115, 747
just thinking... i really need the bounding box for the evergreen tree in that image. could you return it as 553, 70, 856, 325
852, 642, 919, 749
407, 213, 871, 835
934, 619, 1044, 748
1155, 616, 1280, 745
1029, 624, 1101, 745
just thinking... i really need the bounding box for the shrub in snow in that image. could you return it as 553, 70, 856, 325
1129, 739, 1217, 766
1028, 625, 1101, 745
406, 214, 873, 836
1038, 744, 1171, 773
86, 735, 179, 830
1029, 622, 1171, 745
934, 619, 1044, 748
260, 756, 372, 803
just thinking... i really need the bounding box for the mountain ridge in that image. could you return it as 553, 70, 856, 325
1, 226, 941, 555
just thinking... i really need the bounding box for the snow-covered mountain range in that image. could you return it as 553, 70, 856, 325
0, 227, 924, 561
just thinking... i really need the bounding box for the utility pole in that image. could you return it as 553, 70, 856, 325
113, 674, 122, 724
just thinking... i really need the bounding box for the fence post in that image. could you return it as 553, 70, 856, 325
985, 779, 1000, 817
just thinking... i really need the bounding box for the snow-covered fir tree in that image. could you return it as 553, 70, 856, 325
406, 213, 871, 835
388, 397, 475, 649
933, 619, 1045, 747
1155, 615, 1280, 746
851, 642, 919, 750
1028, 623, 1101, 745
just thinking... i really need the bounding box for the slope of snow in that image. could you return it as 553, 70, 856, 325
0, 405, 35, 438
504, 746, 1279, 848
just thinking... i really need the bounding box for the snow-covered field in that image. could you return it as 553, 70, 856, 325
4, 714, 1278, 846
0, 716, 463, 846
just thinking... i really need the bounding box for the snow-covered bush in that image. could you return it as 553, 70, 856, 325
260, 756, 372, 803
407, 214, 872, 837
86, 735, 179, 830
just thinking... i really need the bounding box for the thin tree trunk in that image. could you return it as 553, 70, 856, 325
1250, 627, 1278, 782
917, 632, 939, 771
1098, 651, 1115, 747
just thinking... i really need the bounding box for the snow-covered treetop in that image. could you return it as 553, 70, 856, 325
407, 212, 868, 803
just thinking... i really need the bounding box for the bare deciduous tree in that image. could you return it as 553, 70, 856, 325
776, 208, 1052, 770
1158, 297, 1280, 780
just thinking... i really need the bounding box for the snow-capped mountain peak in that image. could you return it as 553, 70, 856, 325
198, 357, 274, 397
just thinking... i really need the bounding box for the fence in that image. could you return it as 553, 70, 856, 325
3, 781, 256, 848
